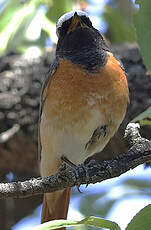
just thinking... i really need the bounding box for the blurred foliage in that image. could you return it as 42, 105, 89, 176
0, 0, 41, 54
0, 0, 74, 56
103, 0, 136, 42
74, 175, 151, 230
30, 176, 151, 230
132, 0, 151, 126
132, 106, 151, 126
133, 0, 151, 72
0, 0, 138, 57
103, 6, 136, 43
46, 0, 73, 23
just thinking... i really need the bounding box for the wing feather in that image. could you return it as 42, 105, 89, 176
38, 58, 59, 161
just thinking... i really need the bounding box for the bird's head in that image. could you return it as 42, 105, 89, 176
56, 11, 93, 38
56, 11, 109, 71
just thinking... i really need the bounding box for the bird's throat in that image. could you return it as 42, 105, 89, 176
56, 28, 108, 72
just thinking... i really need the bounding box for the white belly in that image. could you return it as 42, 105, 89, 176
40, 106, 108, 166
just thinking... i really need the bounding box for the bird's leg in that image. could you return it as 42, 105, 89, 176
60, 155, 83, 192
61, 155, 77, 168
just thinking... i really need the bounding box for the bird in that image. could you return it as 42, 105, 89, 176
39, 10, 129, 228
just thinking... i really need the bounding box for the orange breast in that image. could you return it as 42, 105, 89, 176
42, 53, 129, 130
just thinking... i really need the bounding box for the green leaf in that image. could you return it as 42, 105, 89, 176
126, 204, 151, 230
132, 106, 151, 126
46, 0, 73, 23
133, 0, 151, 72
103, 6, 136, 43
32, 216, 121, 230
80, 216, 121, 230
32, 219, 78, 230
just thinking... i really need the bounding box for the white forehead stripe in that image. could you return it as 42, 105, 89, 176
56, 10, 89, 30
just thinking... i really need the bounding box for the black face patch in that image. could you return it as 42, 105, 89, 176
56, 26, 110, 72
57, 19, 71, 38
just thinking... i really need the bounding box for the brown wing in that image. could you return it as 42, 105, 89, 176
38, 58, 59, 160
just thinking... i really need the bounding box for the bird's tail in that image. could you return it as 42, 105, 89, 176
41, 188, 71, 230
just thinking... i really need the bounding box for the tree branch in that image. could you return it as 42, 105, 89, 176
0, 123, 151, 199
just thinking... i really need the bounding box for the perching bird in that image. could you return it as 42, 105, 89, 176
39, 10, 129, 228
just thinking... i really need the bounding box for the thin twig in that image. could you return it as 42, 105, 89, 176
0, 124, 20, 143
